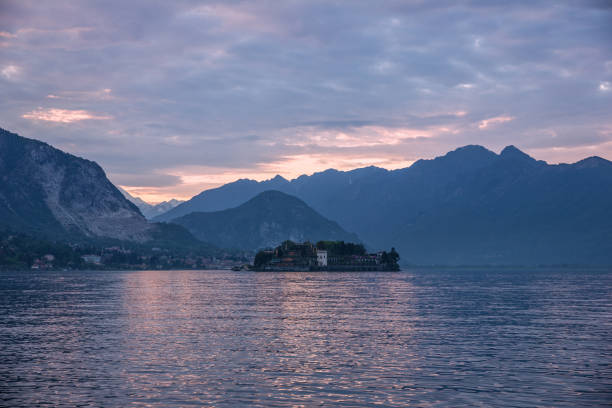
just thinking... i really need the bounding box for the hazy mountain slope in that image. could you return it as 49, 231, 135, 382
154, 176, 291, 221
118, 187, 183, 219
0, 128, 152, 241
145, 199, 183, 219
170, 190, 360, 250
160, 145, 612, 265
382, 147, 612, 265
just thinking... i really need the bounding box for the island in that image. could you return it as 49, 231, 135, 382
253, 240, 400, 271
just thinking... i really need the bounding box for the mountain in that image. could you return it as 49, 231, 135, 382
158, 145, 612, 265
155, 175, 290, 221
0, 127, 155, 242
117, 187, 183, 219
170, 190, 360, 250
146, 199, 183, 219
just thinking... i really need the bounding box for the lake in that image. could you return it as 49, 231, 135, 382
1, 269, 610, 407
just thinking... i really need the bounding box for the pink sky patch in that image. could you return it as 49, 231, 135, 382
478, 115, 515, 129
22, 108, 112, 123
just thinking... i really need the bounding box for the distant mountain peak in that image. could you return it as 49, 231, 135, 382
409, 144, 497, 174
117, 186, 149, 206
348, 165, 388, 175
269, 175, 288, 183
443, 144, 496, 159
166, 198, 183, 205
235, 178, 256, 184
315, 168, 341, 176
116, 185, 183, 219
500, 145, 534, 161
574, 156, 612, 169
455, 144, 489, 152
171, 190, 359, 250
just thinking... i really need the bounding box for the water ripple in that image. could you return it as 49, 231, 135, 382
1, 269, 611, 407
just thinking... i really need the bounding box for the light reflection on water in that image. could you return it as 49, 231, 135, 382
1, 269, 611, 407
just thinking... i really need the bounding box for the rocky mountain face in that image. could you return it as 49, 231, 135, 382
157, 145, 612, 265
0, 128, 152, 242
118, 187, 183, 219
171, 190, 360, 250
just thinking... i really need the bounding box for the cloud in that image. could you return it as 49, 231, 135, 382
111, 173, 182, 188
186, 4, 287, 35
46, 88, 113, 100
257, 153, 415, 179
478, 116, 515, 129
22, 108, 112, 123
0, 0, 610, 201
1, 64, 20, 79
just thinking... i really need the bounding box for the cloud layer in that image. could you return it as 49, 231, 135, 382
1, 0, 611, 201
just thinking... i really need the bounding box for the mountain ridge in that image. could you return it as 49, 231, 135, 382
118, 186, 184, 219
170, 190, 360, 251
0, 128, 154, 241
156, 145, 612, 265
0, 127, 204, 249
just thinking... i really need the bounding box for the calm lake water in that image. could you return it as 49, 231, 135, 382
1, 269, 611, 407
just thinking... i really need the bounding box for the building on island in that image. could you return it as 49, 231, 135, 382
253, 240, 400, 271
316, 249, 328, 267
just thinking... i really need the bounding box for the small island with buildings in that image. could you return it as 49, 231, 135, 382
253, 240, 400, 271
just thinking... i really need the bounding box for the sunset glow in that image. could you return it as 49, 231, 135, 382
1, 1, 610, 204
22, 108, 112, 123
478, 116, 515, 129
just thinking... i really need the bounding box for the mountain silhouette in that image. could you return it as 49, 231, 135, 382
0, 128, 151, 241
170, 190, 360, 250
158, 145, 612, 265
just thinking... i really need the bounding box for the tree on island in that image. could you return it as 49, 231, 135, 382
316, 240, 366, 256
254, 250, 273, 268
380, 247, 400, 271
389, 247, 400, 264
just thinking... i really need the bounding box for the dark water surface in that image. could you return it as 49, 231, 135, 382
1, 269, 611, 407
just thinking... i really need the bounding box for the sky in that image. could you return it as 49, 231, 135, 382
1, 0, 611, 202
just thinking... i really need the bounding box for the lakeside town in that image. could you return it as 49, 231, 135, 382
1, 232, 399, 272
0, 232, 251, 271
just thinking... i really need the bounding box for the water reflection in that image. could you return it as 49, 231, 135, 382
1, 269, 610, 407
